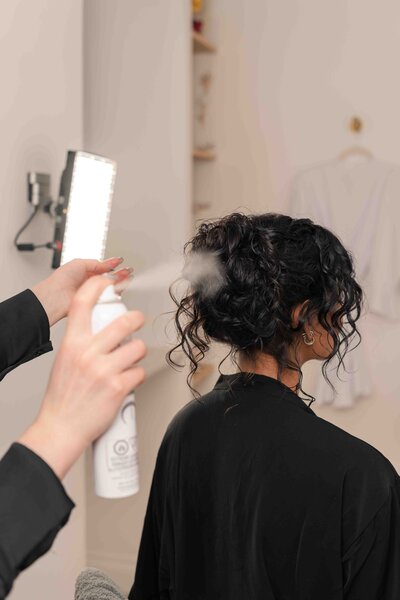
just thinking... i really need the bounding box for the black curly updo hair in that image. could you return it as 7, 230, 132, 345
168, 212, 364, 404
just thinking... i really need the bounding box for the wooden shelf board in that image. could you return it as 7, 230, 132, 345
192, 30, 217, 54
193, 149, 216, 161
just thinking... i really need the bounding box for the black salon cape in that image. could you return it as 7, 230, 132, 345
131, 373, 400, 600
0, 290, 74, 598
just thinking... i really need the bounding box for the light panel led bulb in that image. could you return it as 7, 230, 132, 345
52, 151, 116, 268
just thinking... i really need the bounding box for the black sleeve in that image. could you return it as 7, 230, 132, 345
343, 480, 400, 598
0, 289, 53, 381
0, 443, 75, 599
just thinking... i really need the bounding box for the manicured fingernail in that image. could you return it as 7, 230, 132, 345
103, 256, 123, 264
113, 267, 134, 277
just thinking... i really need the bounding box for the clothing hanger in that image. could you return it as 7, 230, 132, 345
337, 116, 374, 163
337, 145, 374, 162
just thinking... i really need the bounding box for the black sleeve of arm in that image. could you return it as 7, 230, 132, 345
0, 290, 53, 381
0, 443, 75, 599
343, 479, 400, 598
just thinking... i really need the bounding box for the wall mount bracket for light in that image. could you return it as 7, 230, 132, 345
14, 172, 62, 254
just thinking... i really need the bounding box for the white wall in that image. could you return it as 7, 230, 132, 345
0, 2, 86, 598
198, 0, 400, 470
83, 0, 192, 272
83, 1, 192, 592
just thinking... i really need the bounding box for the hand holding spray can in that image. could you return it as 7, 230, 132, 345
91, 283, 139, 498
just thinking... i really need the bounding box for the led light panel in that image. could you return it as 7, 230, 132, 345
52, 151, 116, 268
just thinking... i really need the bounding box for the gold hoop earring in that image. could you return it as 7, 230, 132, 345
302, 329, 315, 346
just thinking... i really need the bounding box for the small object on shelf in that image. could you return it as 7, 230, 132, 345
193, 19, 204, 33
192, 0, 203, 12
192, 31, 217, 54
193, 149, 216, 160
192, 0, 204, 33
194, 56, 215, 149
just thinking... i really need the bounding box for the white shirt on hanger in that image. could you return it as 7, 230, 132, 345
290, 158, 400, 407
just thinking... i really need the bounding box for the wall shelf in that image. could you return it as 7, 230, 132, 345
193, 148, 216, 160
192, 30, 217, 54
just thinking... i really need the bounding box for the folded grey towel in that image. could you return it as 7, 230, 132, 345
75, 567, 127, 600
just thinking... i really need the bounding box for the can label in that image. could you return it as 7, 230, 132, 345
95, 392, 139, 496
105, 394, 137, 472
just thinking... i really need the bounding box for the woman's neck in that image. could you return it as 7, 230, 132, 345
238, 353, 301, 395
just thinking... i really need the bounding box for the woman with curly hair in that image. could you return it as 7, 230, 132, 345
130, 213, 400, 599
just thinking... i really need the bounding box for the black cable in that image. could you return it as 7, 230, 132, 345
14, 205, 61, 253
34, 242, 57, 249
14, 206, 39, 251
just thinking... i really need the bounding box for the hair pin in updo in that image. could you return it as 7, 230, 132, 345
182, 250, 225, 298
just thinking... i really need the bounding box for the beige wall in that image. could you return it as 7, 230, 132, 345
198, 0, 400, 471
198, 0, 400, 216
83, 0, 192, 592
0, 1, 86, 599
83, 0, 192, 272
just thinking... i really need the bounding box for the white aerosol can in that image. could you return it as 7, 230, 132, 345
91, 284, 139, 498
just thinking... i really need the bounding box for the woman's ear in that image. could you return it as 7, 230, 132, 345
291, 300, 309, 329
